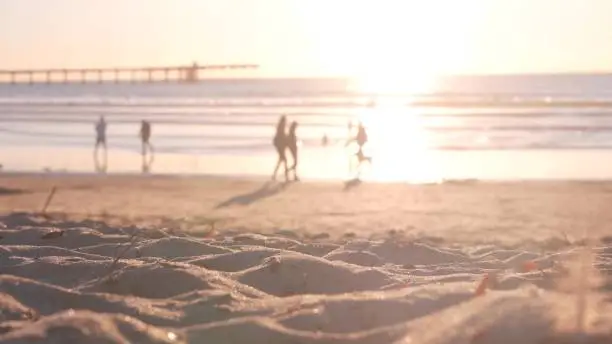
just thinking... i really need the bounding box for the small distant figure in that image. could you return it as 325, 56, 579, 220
94, 116, 107, 172
287, 121, 299, 181
347, 122, 372, 174
139, 120, 154, 173
355, 122, 371, 163
272, 115, 288, 181
140, 120, 152, 155
322, 133, 329, 147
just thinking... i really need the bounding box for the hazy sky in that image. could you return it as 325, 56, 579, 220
2, 0, 612, 76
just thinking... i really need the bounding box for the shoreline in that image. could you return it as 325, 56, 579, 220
5, 145, 612, 182
6, 169, 612, 184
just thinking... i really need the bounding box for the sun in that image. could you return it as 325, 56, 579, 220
295, 0, 478, 79
344, 18, 444, 182
293, 0, 481, 182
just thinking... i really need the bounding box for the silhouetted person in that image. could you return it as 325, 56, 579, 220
287, 121, 299, 181
94, 116, 107, 172
272, 115, 288, 181
322, 133, 329, 146
356, 122, 368, 151
355, 122, 371, 161
349, 122, 372, 173
140, 120, 154, 172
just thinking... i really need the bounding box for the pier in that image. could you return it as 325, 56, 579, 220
0, 62, 258, 84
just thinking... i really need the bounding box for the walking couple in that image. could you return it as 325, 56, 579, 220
272, 115, 299, 182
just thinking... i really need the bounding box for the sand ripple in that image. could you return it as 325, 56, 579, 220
0, 213, 611, 343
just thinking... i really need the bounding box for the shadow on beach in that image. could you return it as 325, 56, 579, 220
0, 187, 27, 196
343, 178, 362, 191
215, 181, 289, 208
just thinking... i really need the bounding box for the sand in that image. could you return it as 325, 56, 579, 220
0, 174, 611, 343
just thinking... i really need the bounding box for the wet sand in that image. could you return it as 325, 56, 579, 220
1, 174, 612, 243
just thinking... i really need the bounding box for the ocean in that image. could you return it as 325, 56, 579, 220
3, 74, 612, 181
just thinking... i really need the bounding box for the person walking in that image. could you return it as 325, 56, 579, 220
272, 115, 288, 181
94, 116, 107, 172
139, 120, 154, 172
287, 121, 299, 181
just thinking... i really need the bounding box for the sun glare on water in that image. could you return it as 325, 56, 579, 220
293, 0, 483, 182
352, 75, 441, 183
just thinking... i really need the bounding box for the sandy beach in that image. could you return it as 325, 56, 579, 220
0, 174, 611, 343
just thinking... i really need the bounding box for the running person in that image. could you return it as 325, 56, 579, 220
355, 122, 369, 162
350, 122, 372, 173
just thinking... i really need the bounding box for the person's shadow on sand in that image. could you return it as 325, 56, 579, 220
0, 187, 27, 196
215, 181, 289, 208
343, 178, 362, 191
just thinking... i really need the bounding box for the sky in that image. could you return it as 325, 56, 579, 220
2, 0, 612, 77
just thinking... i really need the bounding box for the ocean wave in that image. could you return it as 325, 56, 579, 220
5, 96, 612, 109
4, 76, 612, 154
3, 114, 612, 132
7, 106, 612, 121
